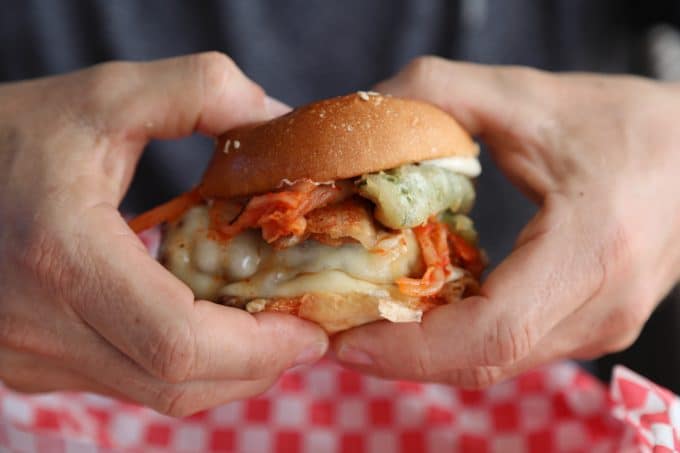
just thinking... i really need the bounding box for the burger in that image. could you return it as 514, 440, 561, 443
130, 92, 484, 333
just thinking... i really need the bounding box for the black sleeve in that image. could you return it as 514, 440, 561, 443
625, 0, 680, 30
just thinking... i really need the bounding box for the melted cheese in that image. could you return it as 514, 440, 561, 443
419, 155, 482, 178
221, 270, 391, 299
162, 206, 422, 301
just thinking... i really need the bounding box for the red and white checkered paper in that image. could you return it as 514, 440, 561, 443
1, 361, 678, 452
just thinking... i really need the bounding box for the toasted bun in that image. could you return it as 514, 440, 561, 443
244, 276, 476, 334
245, 292, 431, 334
199, 92, 478, 199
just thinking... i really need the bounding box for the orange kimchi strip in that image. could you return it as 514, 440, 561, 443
213, 180, 352, 244
396, 220, 453, 297
128, 188, 202, 234
448, 232, 485, 279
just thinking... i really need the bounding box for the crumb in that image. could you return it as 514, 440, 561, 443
357, 91, 370, 101
246, 299, 267, 313
233, 140, 240, 149
223, 139, 231, 154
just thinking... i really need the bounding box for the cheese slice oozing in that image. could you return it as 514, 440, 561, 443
162, 206, 423, 301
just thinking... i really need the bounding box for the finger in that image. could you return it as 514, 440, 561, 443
0, 347, 128, 398
45, 54, 322, 385
72, 52, 290, 203
428, 301, 643, 390
65, 334, 279, 417
334, 194, 611, 379
374, 57, 558, 200
87, 52, 279, 139
4, 344, 277, 417
70, 204, 327, 383
1, 320, 280, 416
330, 307, 573, 389
374, 56, 553, 138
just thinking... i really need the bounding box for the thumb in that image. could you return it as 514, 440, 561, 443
332, 194, 605, 377
74, 204, 328, 382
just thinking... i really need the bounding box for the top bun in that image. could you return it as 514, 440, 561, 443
199, 92, 478, 199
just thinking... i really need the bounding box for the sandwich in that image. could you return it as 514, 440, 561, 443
129, 92, 485, 333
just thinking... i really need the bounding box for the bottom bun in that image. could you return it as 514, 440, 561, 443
241, 278, 476, 334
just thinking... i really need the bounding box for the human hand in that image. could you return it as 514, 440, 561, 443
0, 53, 328, 416
333, 57, 680, 387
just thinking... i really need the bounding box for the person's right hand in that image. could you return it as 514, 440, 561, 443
0, 53, 328, 416
333, 57, 680, 387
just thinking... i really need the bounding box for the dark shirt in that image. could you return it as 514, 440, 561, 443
3, 0, 670, 263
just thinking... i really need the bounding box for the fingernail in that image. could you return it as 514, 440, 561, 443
293, 342, 327, 366
337, 345, 374, 366
265, 95, 292, 118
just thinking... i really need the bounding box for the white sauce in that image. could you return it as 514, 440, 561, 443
419, 155, 482, 178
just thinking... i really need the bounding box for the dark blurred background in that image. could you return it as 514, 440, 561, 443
1, 0, 678, 391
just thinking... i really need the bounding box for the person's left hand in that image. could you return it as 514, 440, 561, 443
331, 57, 680, 387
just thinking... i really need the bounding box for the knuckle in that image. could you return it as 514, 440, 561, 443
447, 367, 502, 389
153, 385, 196, 418
412, 346, 435, 379
615, 305, 647, 335
242, 350, 270, 380
88, 60, 132, 83
603, 330, 640, 354
502, 66, 559, 127
406, 328, 439, 379
147, 322, 197, 383
0, 354, 43, 394
15, 229, 95, 312
579, 326, 641, 359
497, 66, 555, 103
571, 346, 602, 361
599, 222, 635, 277
402, 55, 447, 83
78, 60, 137, 132
195, 51, 241, 91
0, 314, 14, 347
195, 51, 237, 75
16, 231, 72, 298
501, 65, 547, 86
82, 61, 134, 100
601, 308, 645, 353
192, 51, 265, 111
0, 314, 30, 350
482, 317, 534, 366
2, 379, 39, 394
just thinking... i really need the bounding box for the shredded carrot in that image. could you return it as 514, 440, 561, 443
128, 188, 202, 233
448, 232, 484, 278
208, 199, 244, 231
396, 266, 447, 297
396, 220, 453, 297
211, 180, 351, 244
396, 218, 485, 297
